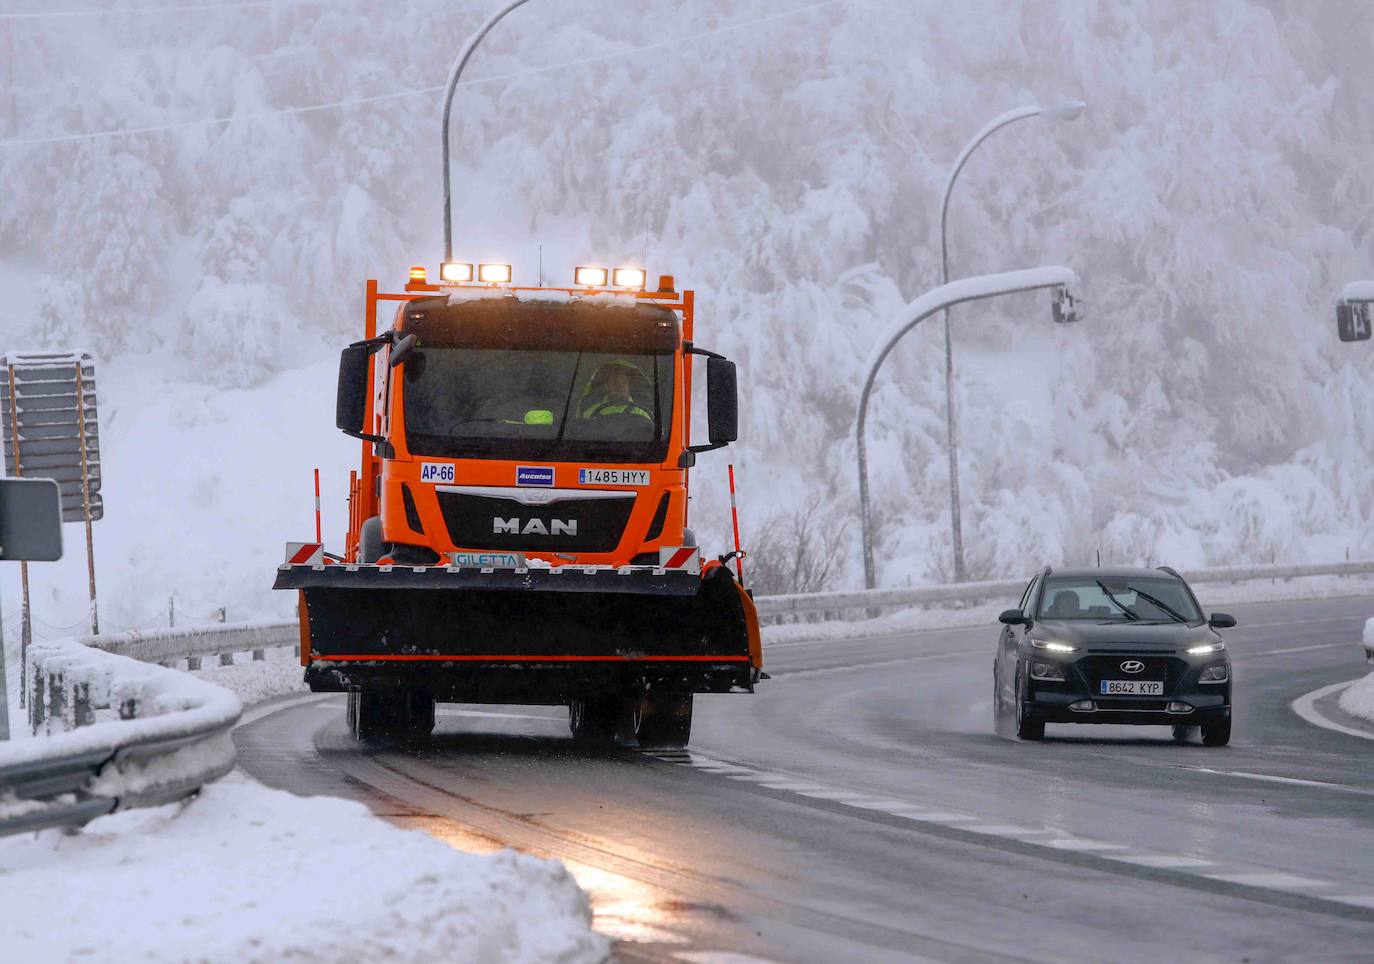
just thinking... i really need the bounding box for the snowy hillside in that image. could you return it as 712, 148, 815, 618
2, 0, 1373, 633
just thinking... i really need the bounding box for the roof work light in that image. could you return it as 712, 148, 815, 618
478, 263, 513, 284
440, 261, 474, 283
612, 267, 647, 289
575, 266, 609, 287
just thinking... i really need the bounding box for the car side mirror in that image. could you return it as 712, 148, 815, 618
999, 608, 1031, 626
1337, 302, 1372, 342
1208, 612, 1236, 629
706, 356, 738, 446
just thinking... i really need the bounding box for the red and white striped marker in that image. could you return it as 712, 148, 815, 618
728, 463, 745, 583
285, 542, 324, 566
659, 546, 700, 570
313, 468, 322, 543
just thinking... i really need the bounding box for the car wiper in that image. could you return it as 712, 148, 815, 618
1095, 580, 1138, 620
532, 352, 586, 461
1129, 587, 1189, 623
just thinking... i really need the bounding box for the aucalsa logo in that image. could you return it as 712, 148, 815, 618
516, 466, 555, 487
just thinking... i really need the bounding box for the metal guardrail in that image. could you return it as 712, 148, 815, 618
83, 620, 298, 668
0, 637, 243, 837
754, 560, 1374, 618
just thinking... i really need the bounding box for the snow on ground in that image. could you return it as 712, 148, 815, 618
0, 774, 607, 964
191, 646, 309, 705
1339, 672, 1374, 726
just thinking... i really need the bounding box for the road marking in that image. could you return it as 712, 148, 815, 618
235, 693, 333, 728
1331, 895, 1374, 909
1291, 679, 1374, 743
1111, 854, 1213, 869
1170, 765, 1374, 796
657, 751, 1370, 913
675, 952, 784, 964
773, 651, 965, 680
1206, 872, 1330, 889
1047, 838, 1126, 852
1242, 641, 1353, 659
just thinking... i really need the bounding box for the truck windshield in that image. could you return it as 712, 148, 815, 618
1036, 576, 1203, 623
401, 347, 674, 463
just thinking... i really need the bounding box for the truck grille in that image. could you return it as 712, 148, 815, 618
437, 490, 634, 552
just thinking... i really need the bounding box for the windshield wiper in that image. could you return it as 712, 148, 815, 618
1095, 580, 1139, 620
1129, 587, 1190, 622
532, 352, 586, 461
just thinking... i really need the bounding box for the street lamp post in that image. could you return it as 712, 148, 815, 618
939, 101, 1085, 582
441, 0, 533, 262
859, 267, 1082, 591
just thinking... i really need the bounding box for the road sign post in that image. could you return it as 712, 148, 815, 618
0, 476, 63, 739
1, 352, 104, 667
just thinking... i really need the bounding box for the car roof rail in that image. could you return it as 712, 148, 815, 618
1156, 565, 1182, 579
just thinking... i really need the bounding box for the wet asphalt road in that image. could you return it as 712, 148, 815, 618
235, 594, 1374, 962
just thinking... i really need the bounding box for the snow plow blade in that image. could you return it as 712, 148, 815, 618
274, 563, 760, 699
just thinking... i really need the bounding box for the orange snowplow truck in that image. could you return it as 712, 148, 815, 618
274, 265, 762, 746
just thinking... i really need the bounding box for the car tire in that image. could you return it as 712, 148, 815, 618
1201, 715, 1231, 747
1015, 664, 1044, 741
993, 661, 1012, 737
1171, 723, 1195, 743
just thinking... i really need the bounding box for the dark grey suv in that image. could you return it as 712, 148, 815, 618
993, 566, 1234, 745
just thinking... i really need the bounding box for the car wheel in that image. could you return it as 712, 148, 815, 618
1171, 723, 1195, 743
1015, 664, 1044, 741
1201, 715, 1231, 747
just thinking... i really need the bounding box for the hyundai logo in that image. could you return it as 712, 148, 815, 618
1120, 660, 1145, 674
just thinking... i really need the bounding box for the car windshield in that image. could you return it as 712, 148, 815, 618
401, 347, 674, 463
1036, 576, 1202, 623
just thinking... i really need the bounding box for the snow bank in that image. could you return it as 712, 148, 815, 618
192, 648, 309, 706
1363, 617, 1374, 649
1338, 673, 1374, 726
0, 776, 607, 963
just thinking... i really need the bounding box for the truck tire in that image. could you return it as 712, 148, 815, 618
633, 691, 692, 748
359, 516, 384, 564
568, 695, 629, 743
349, 688, 434, 742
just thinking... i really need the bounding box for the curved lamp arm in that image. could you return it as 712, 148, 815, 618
857, 266, 1079, 590
442, 0, 533, 263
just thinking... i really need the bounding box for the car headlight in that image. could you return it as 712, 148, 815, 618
1186, 642, 1225, 655
1030, 660, 1066, 681
1199, 664, 1229, 683
1031, 639, 1078, 653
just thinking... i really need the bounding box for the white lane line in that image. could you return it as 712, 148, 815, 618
1241, 641, 1353, 659
1291, 679, 1374, 743
775, 652, 965, 679
792, 788, 868, 801
235, 693, 334, 728
752, 780, 831, 792
1046, 838, 1127, 852
899, 811, 977, 823
844, 797, 930, 812
1206, 872, 1331, 890
964, 824, 1052, 838
1331, 895, 1374, 910
1172, 765, 1374, 796
675, 952, 784, 964
1112, 854, 1213, 869
436, 708, 552, 722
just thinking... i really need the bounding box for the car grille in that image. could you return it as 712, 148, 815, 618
437, 491, 634, 552
1074, 653, 1188, 696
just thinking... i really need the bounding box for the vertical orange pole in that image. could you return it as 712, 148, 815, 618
313, 468, 322, 543
728, 463, 744, 583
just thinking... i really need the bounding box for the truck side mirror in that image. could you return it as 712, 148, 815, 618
1337, 303, 1372, 342
336, 344, 373, 439
706, 356, 738, 445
